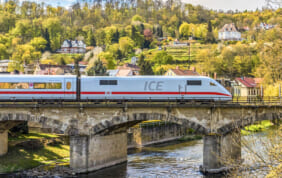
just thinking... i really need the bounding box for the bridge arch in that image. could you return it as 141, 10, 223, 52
0, 112, 67, 134
91, 113, 210, 136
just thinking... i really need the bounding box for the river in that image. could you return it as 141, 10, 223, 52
80, 127, 279, 178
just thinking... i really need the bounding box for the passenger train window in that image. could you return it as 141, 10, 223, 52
66, 82, 71, 90
100, 80, 117, 85
187, 80, 202, 85
34, 83, 62, 89
210, 82, 216, 86
0, 82, 29, 89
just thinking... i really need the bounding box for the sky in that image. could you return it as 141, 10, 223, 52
15, 0, 268, 11
183, 0, 267, 11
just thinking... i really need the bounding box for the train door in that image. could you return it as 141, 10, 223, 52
178, 81, 186, 98
65, 78, 74, 99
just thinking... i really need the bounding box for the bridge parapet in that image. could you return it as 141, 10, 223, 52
0, 102, 281, 174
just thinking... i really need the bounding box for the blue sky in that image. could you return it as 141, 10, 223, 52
17, 0, 267, 11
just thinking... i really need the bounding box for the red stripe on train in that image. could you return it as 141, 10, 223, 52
112, 91, 231, 97
0, 91, 76, 94
80, 92, 105, 95
81, 91, 231, 97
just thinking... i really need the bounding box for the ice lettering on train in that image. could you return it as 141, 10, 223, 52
144, 81, 164, 91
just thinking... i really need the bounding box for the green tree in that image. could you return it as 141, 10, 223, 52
138, 53, 154, 75
132, 15, 145, 22
153, 51, 174, 65
30, 37, 47, 51
0, 44, 7, 59
74, 54, 84, 77
86, 30, 96, 46
87, 59, 107, 76
9, 44, 38, 72
42, 17, 62, 51
205, 20, 216, 43
12, 19, 33, 42
179, 22, 191, 39
119, 37, 134, 57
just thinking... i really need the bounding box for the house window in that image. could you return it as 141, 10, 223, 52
0, 83, 29, 89
187, 80, 202, 85
100, 80, 118, 85
34, 83, 62, 89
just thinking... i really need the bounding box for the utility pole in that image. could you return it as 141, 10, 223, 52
279, 83, 281, 104
187, 42, 191, 69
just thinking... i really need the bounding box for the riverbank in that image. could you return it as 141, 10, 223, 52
0, 132, 70, 173
241, 120, 274, 135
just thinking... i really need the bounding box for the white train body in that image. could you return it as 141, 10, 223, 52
81, 76, 231, 101
0, 75, 77, 100
0, 75, 232, 101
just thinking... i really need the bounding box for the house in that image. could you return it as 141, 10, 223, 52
164, 66, 200, 76
233, 77, 263, 98
0, 60, 10, 74
116, 69, 134, 76
107, 69, 134, 76
218, 23, 241, 41
67, 62, 88, 75
34, 64, 73, 75
106, 63, 140, 76
107, 69, 119, 76
257, 23, 275, 30
173, 39, 189, 47
131, 56, 138, 65
59, 40, 86, 54
117, 63, 140, 75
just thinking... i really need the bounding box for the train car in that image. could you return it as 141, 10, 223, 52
0, 75, 77, 101
80, 76, 232, 101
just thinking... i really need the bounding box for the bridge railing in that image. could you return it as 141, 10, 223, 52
0, 96, 281, 106
231, 96, 282, 105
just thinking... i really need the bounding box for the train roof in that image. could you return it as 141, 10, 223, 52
0, 75, 76, 78
81, 76, 212, 79
0, 75, 213, 80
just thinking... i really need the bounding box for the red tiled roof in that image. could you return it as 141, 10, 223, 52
219, 23, 239, 32
116, 69, 132, 76
235, 77, 263, 88
118, 63, 140, 71
170, 69, 200, 76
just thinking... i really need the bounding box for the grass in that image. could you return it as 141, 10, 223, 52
0, 132, 69, 173
0, 145, 70, 173
241, 120, 274, 135
178, 135, 202, 141
9, 132, 59, 141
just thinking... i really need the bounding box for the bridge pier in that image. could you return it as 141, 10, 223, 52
70, 132, 128, 173
0, 130, 8, 156
201, 130, 241, 174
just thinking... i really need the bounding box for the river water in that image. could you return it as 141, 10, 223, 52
81, 127, 279, 178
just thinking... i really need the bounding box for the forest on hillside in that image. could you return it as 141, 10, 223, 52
0, 0, 281, 87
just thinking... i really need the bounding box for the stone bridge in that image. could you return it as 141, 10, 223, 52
0, 103, 281, 174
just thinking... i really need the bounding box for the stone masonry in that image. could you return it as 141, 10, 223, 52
0, 104, 281, 173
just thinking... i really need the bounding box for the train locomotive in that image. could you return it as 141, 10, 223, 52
0, 75, 232, 101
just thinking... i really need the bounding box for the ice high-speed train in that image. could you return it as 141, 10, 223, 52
0, 75, 232, 101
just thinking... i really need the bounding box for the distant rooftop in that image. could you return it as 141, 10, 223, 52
219, 23, 239, 32
235, 77, 263, 88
